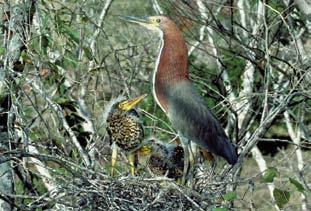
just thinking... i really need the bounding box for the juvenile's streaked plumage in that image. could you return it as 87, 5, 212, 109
104, 94, 146, 176
106, 107, 143, 152
139, 139, 184, 180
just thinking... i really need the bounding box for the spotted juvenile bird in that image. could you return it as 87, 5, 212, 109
105, 94, 147, 176
138, 139, 184, 180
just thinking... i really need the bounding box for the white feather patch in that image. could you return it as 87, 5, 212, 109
152, 29, 166, 113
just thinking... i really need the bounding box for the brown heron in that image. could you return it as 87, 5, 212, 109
121, 16, 238, 169
138, 138, 184, 181
105, 94, 147, 176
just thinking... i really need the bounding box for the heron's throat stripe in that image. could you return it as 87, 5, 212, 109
152, 30, 167, 112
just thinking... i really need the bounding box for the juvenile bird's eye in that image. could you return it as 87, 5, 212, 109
156, 18, 161, 23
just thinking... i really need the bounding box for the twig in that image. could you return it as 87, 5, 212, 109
19, 75, 91, 166
151, 0, 164, 15
171, 183, 205, 211
284, 111, 308, 211
90, 0, 114, 57
251, 144, 279, 211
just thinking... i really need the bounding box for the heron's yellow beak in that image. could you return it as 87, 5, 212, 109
118, 94, 147, 111
119, 16, 160, 30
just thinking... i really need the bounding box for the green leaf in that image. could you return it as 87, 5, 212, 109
55, 97, 69, 105
223, 191, 237, 202
41, 34, 50, 50
21, 50, 32, 64
289, 178, 305, 193
61, 25, 80, 44
59, 83, 67, 96
273, 188, 290, 208
83, 47, 93, 60
0, 47, 5, 56
262, 167, 279, 183
212, 207, 227, 211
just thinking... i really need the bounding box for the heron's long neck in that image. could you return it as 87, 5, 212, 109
153, 29, 189, 112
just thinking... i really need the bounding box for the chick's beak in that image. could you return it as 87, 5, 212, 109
118, 94, 147, 111
137, 145, 152, 156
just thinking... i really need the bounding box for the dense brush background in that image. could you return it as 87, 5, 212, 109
0, 0, 310, 210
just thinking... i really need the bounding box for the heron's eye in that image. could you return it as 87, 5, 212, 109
156, 18, 161, 23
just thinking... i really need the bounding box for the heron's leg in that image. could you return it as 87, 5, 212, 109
210, 158, 217, 176
187, 141, 197, 184
111, 142, 118, 177
127, 153, 136, 176
180, 136, 190, 185
188, 141, 197, 168
201, 149, 216, 176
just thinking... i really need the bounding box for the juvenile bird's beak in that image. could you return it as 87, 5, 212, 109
137, 145, 152, 156
118, 94, 147, 111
